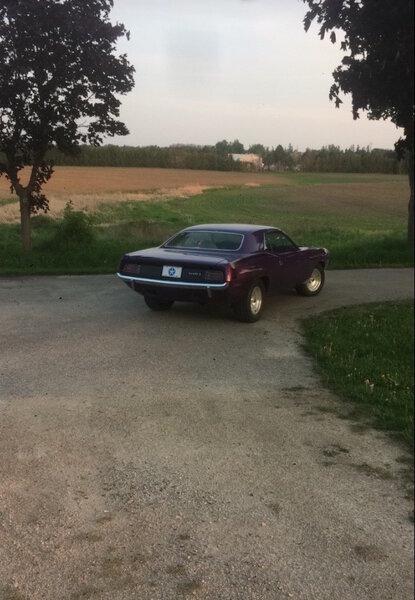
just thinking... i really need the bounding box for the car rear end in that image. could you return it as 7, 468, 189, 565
117, 253, 235, 305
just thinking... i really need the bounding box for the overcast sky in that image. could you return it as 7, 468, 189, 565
109, 0, 400, 151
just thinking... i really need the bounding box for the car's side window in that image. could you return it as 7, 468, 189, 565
265, 231, 297, 253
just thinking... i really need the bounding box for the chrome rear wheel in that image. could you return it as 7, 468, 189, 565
233, 280, 265, 322
250, 285, 263, 315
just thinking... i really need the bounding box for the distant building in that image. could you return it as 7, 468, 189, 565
230, 153, 263, 171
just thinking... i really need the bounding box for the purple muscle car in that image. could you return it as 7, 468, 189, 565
117, 224, 329, 322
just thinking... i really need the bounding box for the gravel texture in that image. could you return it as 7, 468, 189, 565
0, 269, 413, 600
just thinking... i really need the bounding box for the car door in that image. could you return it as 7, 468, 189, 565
264, 230, 308, 291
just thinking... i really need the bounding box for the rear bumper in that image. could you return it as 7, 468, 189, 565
117, 272, 231, 302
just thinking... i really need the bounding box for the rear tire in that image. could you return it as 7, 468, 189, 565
144, 296, 174, 311
233, 280, 265, 323
296, 266, 325, 297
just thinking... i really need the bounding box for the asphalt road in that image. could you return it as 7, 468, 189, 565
0, 269, 413, 600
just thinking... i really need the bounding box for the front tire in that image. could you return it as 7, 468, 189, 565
144, 296, 174, 311
233, 280, 265, 323
296, 266, 325, 297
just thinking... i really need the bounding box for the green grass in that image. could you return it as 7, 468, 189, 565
0, 176, 413, 274
279, 172, 406, 186
0, 220, 132, 275
302, 302, 414, 448
0, 197, 18, 207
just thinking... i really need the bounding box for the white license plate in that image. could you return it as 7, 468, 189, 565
162, 265, 182, 278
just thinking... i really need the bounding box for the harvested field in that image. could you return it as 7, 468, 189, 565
0, 166, 291, 223
0, 167, 409, 225
0, 166, 289, 195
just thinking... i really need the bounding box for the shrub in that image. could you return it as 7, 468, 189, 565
55, 201, 95, 246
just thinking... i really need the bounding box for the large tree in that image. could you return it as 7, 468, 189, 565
0, 0, 134, 250
303, 0, 414, 242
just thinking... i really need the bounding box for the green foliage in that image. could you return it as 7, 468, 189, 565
0, 197, 17, 207
229, 139, 245, 154
248, 143, 266, 156
53, 201, 95, 247
44, 143, 406, 174
0, 0, 134, 161
303, 0, 414, 147
303, 302, 414, 448
299, 145, 406, 174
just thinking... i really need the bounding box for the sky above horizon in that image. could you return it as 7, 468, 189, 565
108, 0, 401, 151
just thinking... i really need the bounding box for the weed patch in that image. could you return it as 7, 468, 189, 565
303, 302, 414, 449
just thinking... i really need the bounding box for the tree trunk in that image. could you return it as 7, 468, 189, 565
408, 146, 414, 244
19, 193, 31, 252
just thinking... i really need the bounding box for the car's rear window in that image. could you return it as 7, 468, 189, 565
164, 231, 243, 251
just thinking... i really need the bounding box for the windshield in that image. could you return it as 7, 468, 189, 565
164, 231, 243, 251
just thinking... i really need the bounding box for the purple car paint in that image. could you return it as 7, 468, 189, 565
117, 224, 329, 322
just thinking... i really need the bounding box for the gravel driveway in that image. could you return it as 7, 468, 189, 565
0, 269, 413, 600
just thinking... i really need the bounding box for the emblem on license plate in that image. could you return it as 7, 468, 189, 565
162, 265, 182, 278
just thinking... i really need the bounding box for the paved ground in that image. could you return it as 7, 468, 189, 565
0, 269, 413, 600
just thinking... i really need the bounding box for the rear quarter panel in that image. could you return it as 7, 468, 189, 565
227, 254, 269, 301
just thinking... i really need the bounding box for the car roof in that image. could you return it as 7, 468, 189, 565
182, 224, 277, 234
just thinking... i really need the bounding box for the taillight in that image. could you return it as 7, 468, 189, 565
225, 264, 232, 282
123, 262, 141, 274
205, 270, 224, 282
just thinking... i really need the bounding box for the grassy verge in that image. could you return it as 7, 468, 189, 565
302, 301, 414, 449
0, 179, 413, 274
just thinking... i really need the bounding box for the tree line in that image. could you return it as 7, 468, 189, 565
45, 140, 406, 174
